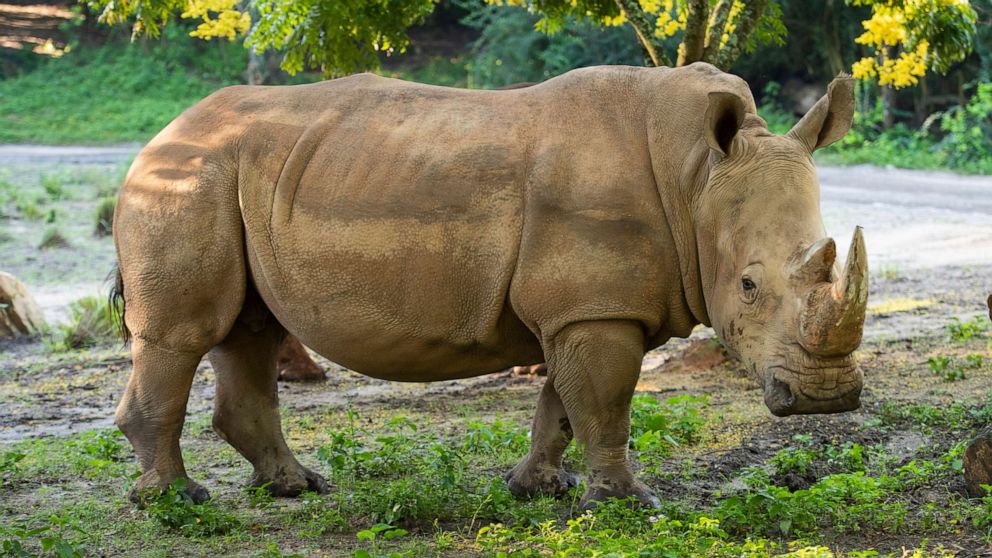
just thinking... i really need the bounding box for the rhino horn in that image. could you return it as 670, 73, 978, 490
799, 227, 868, 356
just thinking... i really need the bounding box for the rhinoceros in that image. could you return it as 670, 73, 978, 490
111, 63, 867, 508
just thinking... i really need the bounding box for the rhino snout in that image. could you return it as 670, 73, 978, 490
763, 362, 863, 417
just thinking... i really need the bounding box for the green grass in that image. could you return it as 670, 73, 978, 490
0, 28, 245, 145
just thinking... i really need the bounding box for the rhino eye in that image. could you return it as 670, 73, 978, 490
742, 277, 757, 291
741, 275, 759, 303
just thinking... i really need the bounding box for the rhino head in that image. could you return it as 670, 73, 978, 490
695, 75, 866, 417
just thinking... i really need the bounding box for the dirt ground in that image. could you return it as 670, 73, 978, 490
1, 149, 991, 557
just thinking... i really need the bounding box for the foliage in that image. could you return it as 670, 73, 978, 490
94, 197, 116, 237
458, 1, 642, 88
0, 26, 243, 144
937, 81, 992, 168
947, 315, 990, 341
354, 523, 409, 558
142, 479, 239, 536
46, 295, 122, 351
849, 0, 977, 88
38, 227, 70, 250
0, 516, 88, 558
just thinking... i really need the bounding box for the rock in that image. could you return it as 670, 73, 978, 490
660, 338, 729, 374
0, 272, 45, 337
276, 335, 326, 382
965, 427, 992, 497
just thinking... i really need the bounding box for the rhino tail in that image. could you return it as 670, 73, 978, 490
109, 264, 131, 345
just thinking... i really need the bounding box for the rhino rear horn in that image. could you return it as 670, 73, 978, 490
788, 75, 855, 152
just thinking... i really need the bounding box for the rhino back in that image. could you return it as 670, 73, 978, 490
233, 75, 548, 379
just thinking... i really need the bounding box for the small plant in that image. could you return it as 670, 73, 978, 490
40, 174, 65, 201
354, 523, 409, 558
928, 355, 951, 374
0, 515, 87, 558
630, 393, 709, 451
46, 295, 121, 351
94, 196, 116, 237
965, 354, 985, 368
244, 482, 276, 510
0, 451, 25, 479
948, 316, 989, 342
38, 227, 70, 250
143, 479, 238, 536
462, 418, 529, 456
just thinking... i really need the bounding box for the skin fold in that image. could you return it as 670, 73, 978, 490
113, 63, 867, 508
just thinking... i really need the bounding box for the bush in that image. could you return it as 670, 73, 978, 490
937, 82, 992, 171
94, 196, 116, 237
47, 295, 121, 351
38, 227, 69, 249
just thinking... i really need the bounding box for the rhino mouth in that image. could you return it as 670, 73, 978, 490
765, 361, 862, 416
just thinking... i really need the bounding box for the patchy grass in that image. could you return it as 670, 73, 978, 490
870, 297, 934, 315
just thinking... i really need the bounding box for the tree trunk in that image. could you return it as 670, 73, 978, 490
881, 84, 895, 129
245, 49, 265, 85
703, 0, 733, 62
677, 0, 709, 66
614, 0, 671, 67
712, 0, 768, 70
823, 0, 845, 77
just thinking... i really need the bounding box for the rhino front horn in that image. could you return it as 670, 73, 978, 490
799, 227, 868, 356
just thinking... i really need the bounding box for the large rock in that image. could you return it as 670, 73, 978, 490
0, 272, 45, 337
965, 427, 992, 497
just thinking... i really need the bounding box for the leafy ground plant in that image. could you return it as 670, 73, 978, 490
46, 295, 121, 351
142, 479, 239, 537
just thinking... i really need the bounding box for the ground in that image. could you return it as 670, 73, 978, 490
0, 147, 990, 557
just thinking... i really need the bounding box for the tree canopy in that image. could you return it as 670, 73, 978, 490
86, 0, 977, 88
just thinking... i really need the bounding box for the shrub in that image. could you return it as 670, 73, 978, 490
38, 227, 69, 249
47, 295, 121, 351
94, 196, 116, 237
937, 82, 992, 171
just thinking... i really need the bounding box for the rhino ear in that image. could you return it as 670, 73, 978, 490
788, 74, 855, 151
704, 91, 746, 156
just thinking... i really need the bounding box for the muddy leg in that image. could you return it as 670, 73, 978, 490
117, 338, 209, 503
547, 320, 658, 509
209, 319, 328, 496
504, 379, 578, 497
276, 335, 326, 382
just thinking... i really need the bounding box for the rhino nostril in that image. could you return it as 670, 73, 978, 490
767, 377, 796, 414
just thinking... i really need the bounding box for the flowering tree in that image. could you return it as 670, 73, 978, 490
849, 0, 977, 88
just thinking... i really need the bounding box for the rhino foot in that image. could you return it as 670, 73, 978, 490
129, 472, 210, 506
251, 464, 329, 497
580, 479, 660, 510
504, 461, 578, 498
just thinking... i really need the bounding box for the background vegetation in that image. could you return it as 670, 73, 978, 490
0, 0, 990, 173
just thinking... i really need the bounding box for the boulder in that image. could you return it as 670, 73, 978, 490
0, 272, 45, 337
965, 427, 992, 497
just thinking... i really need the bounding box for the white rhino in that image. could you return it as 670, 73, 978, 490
112, 63, 867, 508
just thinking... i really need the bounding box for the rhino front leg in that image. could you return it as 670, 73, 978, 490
209, 318, 328, 497
504, 379, 579, 497
546, 320, 659, 509
117, 339, 210, 504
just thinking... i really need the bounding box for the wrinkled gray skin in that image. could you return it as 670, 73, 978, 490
113, 63, 867, 509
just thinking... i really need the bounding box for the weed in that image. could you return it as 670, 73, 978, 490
462, 418, 529, 456
284, 492, 347, 537
771, 445, 818, 476
966, 354, 986, 368
630, 393, 708, 452
38, 227, 69, 250
94, 196, 116, 237
15, 196, 44, 220
40, 175, 65, 201
0, 451, 26, 478
143, 479, 239, 536
0, 515, 88, 557
927, 355, 951, 374
244, 483, 276, 510
948, 316, 989, 342
355, 523, 409, 558
46, 295, 120, 351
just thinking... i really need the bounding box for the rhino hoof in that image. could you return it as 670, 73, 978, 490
580, 482, 661, 511
504, 463, 578, 498
129, 474, 211, 507
252, 465, 329, 497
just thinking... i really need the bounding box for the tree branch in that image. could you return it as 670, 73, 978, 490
677, 0, 709, 66
702, 0, 732, 62
712, 0, 769, 70
614, 0, 672, 67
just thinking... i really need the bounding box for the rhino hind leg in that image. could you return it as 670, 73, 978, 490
545, 320, 660, 510
118, 339, 211, 504
504, 379, 579, 497
208, 308, 328, 497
